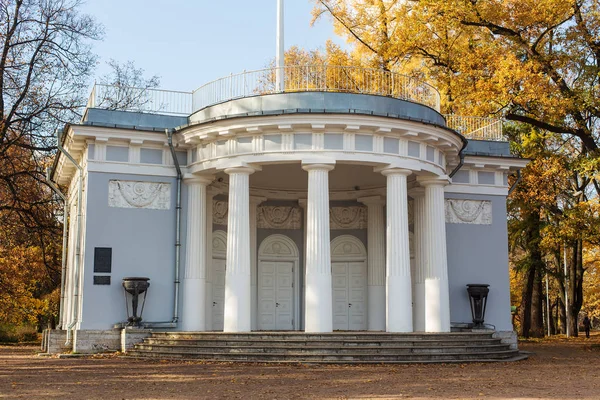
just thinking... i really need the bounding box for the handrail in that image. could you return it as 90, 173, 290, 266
191, 65, 441, 112
445, 115, 504, 141
87, 83, 193, 116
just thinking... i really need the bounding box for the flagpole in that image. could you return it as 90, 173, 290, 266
276, 0, 285, 92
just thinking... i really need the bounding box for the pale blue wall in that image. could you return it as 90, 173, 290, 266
445, 193, 512, 331
80, 172, 187, 329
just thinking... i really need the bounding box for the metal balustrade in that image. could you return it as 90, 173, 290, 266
444, 115, 504, 141
86, 84, 193, 116
85, 66, 505, 141
191, 65, 441, 112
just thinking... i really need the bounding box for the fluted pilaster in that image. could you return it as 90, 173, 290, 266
182, 175, 213, 331
204, 190, 216, 330
250, 196, 266, 331
358, 196, 386, 331
223, 167, 255, 332
420, 177, 451, 332
303, 163, 334, 333
410, 188, 426, 331
382, 168, 413, 333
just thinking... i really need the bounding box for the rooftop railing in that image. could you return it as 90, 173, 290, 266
85, 66, 504, 141
86, 84, 193, 116
191, 65, 441, 112
444, 115, 504, 141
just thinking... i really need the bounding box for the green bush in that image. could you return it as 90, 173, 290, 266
0, 324, 39, 343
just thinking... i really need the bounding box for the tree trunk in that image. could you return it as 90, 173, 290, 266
558, 297, 567, 334
530, 264, 545, 337
519, 210, 545, 338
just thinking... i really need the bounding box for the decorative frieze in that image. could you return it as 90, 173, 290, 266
213, 200, 228, 225
108, 180, 170, 210
330, 206, 367, 230
257, 206, 302, 230
445, 199, 492, 225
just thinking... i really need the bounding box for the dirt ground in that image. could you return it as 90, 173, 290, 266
1, 334, 599, 400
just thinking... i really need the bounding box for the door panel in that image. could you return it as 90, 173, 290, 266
332, 261, 366, 330
211, 258, 226, 331
259, 261, 294, 330
332, 262, 349, 330
349, 261, 367, 330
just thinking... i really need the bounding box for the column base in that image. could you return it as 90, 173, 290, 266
181, 278, 206, 331
305, 273, 332, 333
224, 273, 251, 332
367, 285, 385, 331
413, 282, 426, 332
387, 275, 413, 332
425, 278, 450, 333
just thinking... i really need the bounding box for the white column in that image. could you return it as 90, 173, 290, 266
181, 176, 213, 331
250, 196, 266, 331
409, 188, 426, 332
419, 177, 451, 332
204, 190, 216, 331
223, 167, 255, 332
358, 196, 386, 331
302, 163, 334, 333
381, 168, 413, 332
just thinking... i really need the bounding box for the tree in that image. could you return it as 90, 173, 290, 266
95, 59, 160, 112
314, 1, 600, 153
0, 0, 101, 327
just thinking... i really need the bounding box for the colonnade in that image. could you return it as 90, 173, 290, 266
181, 163, 451, 333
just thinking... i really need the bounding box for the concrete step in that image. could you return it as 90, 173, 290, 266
127, 349, 520, 363
127, 331, 520, 364
134, 343, 511, 355
148, 332, 495, 341
142, 338, 503, 348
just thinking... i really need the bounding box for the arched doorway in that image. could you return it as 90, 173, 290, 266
211, 230, 227, 331
331, 235, 368, 330
258, 234, 300, 330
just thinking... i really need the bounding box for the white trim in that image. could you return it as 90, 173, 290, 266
445, 184, 509, 196
258, 234, 300, 331
464, 155, 529, 170
87, 160, 184, 178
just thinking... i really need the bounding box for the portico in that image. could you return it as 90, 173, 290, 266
181, 160, 452, 333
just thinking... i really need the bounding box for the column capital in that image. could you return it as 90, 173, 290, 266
298, 199, 307, 208
417, 175, 450, 187
379, 167, 412, 177
224, 166, 256, 175
357, 195, 385, 206
184, 174, 215, 186
302, 163, 335, 172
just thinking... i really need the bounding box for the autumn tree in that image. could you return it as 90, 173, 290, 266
314, 0, 600, 336
0, 0, 102, 328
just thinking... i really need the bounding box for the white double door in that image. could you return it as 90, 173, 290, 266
332, 261, 367, 330
258, 261, 294, 330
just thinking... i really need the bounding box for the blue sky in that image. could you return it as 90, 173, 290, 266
81, 0, 342, 92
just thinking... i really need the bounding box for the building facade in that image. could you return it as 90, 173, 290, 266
50, 67, 526, 351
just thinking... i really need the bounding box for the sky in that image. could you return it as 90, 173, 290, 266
80, 0, 344, 92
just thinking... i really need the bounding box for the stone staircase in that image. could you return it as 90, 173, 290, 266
127, 332, 525, 364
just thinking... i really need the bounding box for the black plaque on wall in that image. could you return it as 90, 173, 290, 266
93, 276, 111, 285
94, 247, 112, 273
